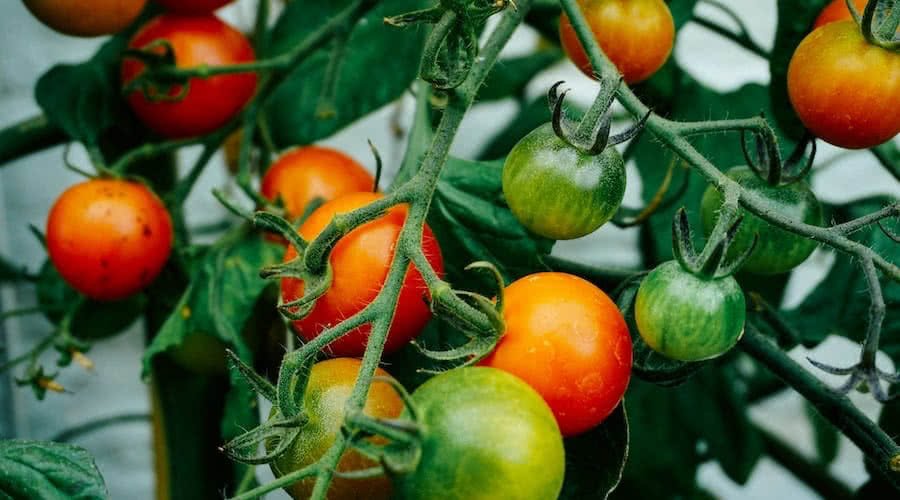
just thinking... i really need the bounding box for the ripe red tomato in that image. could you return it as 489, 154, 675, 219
261, 146, 374, 221
559, 0, 674, 84
155, 0, 233, 14
281, 192, 443, 357
46, 179, 173, 301
480, 272, 632, 436
787, 21, 900, 149
121, 15, 257, 139
814, 0, 867, 29
23, 0, 146, 37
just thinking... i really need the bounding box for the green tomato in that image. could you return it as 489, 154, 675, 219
394, 367, 565, 500
502, 123, 626, 240
701, 166, 823, 275
635, 261, 746, 362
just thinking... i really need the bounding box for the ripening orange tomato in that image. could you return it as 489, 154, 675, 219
46, 179, 173, 301
813, 0, 867, 29
121, 14, 258, 139
261, 146, 374, 220
23, 0, 147, 37
559, 0, 674, 84
281, 192, 443, 357
480, 272, 632, 436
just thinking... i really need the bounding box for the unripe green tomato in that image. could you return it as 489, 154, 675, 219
635, 261, 746, 362
502, 123, 626, 240
701, 167, 823, 275
394, 367, 565, 500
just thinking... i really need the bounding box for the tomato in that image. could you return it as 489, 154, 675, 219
559, 0, 674, 84
155, 0, 233, 14
787, 21, 900, 149
480, 272, 632, 436
261, 146, 374, 221
502, 124, 625, 240
23, 0, 146, 37
281, 192, 443, 357
394, 367, 565, 500
121, 15, 258, 139
635, 261, 746, 362
267, 358, 402, 500
46, 179, 173, 301
813, 0, 867, 29
701, 167, 823, 275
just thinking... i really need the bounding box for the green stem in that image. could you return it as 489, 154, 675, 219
740, 326, 900, 490
109, 136, 204, 174
0, 115, 66, 167
691, 0, 769, 59
51, 413, 150, 442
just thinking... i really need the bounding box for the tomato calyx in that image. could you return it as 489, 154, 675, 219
121, 40, 191, 103
672, 206, 757, 280
548, 80, 650, 156
849, 0, 900, 50
741, 126, 816, 186
386, 1, 516, 89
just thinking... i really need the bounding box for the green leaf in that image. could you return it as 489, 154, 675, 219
428, 157, 555, 287
768, 0, 829, 138
0, 439, 108, 500
0, 255, 30, 283
668, 0, 700, 29
264, 0, 429, 147
477, 49, 562, 102
560, 405, 629, 500
871, 141, 900, 181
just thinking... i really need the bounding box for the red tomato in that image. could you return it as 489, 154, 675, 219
261, 146, 374, 220
121, 14, 257, 139
480, 272, 632, 436
23, 0, 146, 37
814, 0, 867, 29
46, 179, 173, 301
281, 192, 443, 357
787, 20, 900, 149
559, 0, 674, 84
155, 0, 233, 14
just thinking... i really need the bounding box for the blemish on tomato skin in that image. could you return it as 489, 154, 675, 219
143, 225, 152, 237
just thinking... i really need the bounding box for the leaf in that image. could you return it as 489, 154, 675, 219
263, 0, 429, 147
0, 255, 30, 283
560, 405, 629, 500
768, 0, 830, 138
477, 49, 562, 102
668, 0, 701, 29
428, 157, 555, 288
0, 439, 108, 500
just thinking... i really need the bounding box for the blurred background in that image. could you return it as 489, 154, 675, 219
0, 0, 897, 498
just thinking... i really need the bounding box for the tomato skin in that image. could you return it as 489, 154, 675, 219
502, 123, 625, 240
121, 15, 258, 139
787, 21, 900, 149
559, 0, 674, 84
394, 367, 565, 500
155, 0, 233, 14
701, 167, 823, 275
813, 0, 867, 29
46, 179, 173, 301
23, 0, 146, 37
267, 358, 402, 500
480, 272, 632, 437
635, 261, 746, 362
281, 192, 443, 357
261, 146, 374, 220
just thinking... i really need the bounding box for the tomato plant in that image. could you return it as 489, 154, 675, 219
481, 272, 632, 436
787, 20, 900, 149
23, 0, 147, 37
391, 367, 565, 500
281, 192, 443, 357
502, 123, 625, 240
121, 14, 258, 139
267, 358, 402, 500
46, 178, 173, 301
155, 0, 234, 14
261, 146, 375, 221
559, 0, 674, 83
701, 166, 823, 275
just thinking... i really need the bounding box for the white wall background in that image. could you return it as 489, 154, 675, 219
0, 1, 897, 498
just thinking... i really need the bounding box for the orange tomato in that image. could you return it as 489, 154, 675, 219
281, 192, 443, 357
121, 14, 257, 139
559, 0, 674, 84
23, 0, 146, 37
813, 0, 867, 29
261, 146, 374, 220
481, 272, 632, 436
46, 179, 173, 301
